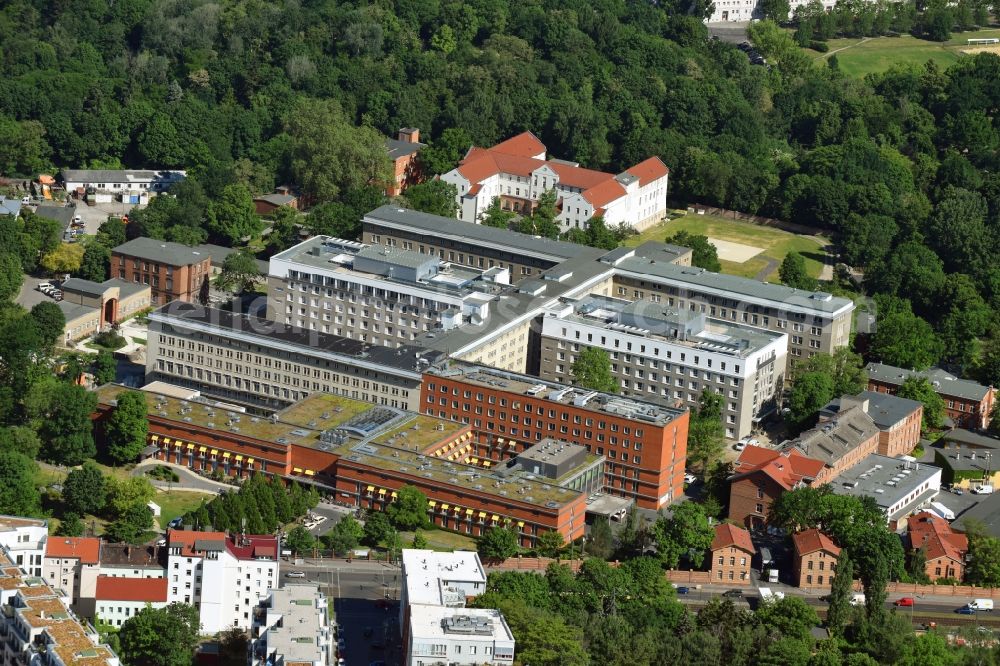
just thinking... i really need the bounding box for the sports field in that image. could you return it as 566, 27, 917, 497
626, 213, 827, 282
803, 29, 1000, 78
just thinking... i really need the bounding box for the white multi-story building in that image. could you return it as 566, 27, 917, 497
440, 132, 669, 233
166, 529, 280, 633
267, 236, 510, 345
707, 0, 835, 22
94, 576, 169, 628
251, 584, 333, 666
407, 608, 515, 666
0, 516, 48, 578
400, 549, 515, 665
538, 294, 788, 440
42, 537, 102, 615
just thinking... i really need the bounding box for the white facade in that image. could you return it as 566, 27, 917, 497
166, 531, 279, 633
252, 585, 333, 666
538, 297, 788, 440
407, 608, 515, 666
707, 0, 836, 22
96, 599, 167, 628
0, 516, 48, 578
61, 169, 186, 193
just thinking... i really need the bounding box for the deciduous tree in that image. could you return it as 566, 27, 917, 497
896, 376, 945, 431
401, 180, 457, 217
687, 390, 726, 470
39, 383, 97, 465
665, 231, 721, 272
29, 302, 64, 350
0, 451, 40, 517
283, 526, 316, 555
92, 350, 116, 385
385, 484, 428, 530
478, 525, 520, 561
63, 462, 107, 515
216, 250, 263, 294
118, 603, 200, 666
779, 252, 815, 290
103, 390, 149, 464
571, 347, 618, 393
40, 242, 85, 273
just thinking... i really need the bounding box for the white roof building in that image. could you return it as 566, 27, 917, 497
407, 607, 515, 666
252, 584, 333, 666
0, 515, 48, 578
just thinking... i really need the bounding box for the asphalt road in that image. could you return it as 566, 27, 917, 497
283, 566, 402, 666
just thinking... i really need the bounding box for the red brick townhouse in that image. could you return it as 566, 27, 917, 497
728, 446, 825, 529
866, 363, 995, 431
908, 511, 968, 582
710, 523, 755, 584
792, 529, 841, 589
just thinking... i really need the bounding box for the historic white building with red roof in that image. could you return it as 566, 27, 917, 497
440, 132, 669, 232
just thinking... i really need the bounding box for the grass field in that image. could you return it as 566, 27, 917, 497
803, 28, 1000, 78
400, 528, 477, 552
153, 489, 210, 526
626, 213, 827, 281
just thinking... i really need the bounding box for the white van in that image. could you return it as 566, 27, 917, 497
759, 587, 784, 602
850, 593, 866, 606
969, 599, 994, 611
974, 485, 994, 495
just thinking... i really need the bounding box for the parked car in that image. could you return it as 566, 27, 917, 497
954, 487, 964, 495
36, 282, 52, 292
168, 517, 183, 528
895, 597, 914, 607
286, 571, 306, 579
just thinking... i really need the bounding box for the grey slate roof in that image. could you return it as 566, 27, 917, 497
355, 244, 438, 269
866, 363, 992, 402
57, 301, 95, 322
953, 492, 1000, 537
784, 406, 880, 467
0, 197, 21, 216
938, 429, 1000, 451
364, 206, 604, 263
61, 278, 108, 297
254, 193, 296, 206
34, 204, 75, 230
60, 169, 186, 185
113, 237, 209, 266
385, 137, 425, 160
821, 391, 923, 430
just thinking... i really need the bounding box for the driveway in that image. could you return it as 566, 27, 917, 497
15, 276, 53, 310
131, 459, 234, 495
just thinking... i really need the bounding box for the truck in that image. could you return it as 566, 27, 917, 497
758, 587, 784, 602
929, 501, 956, 521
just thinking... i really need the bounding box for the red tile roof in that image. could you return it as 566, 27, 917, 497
45, 537, 101, 565
95, 576, 168, 602
711, 523, 755, 554
490, 131, 546, 158
226, 534, 279, 561
626, 156, 670, 185
908, 511, 967, 563
581, 178, 626, 208
167, 529, 227, 558
548, 162, 614, 190
732, 446, 825, 490
792, 528, 841, 557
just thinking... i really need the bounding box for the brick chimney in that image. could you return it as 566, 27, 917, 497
398, 127, 420, 144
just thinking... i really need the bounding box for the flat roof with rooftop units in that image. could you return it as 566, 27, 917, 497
832, 454, 942, 524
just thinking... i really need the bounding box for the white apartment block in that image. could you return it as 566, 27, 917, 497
267, 236, 509, 345
407, 608, 515, 666
440, 132, 669, 232
707, 0, 835, 22
251, 584, 333, 666
0, 516, 48, 578
538, 295, 788, 440
166, 529, 279, 633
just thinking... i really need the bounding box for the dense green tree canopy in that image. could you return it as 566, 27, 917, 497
571, 347, 618, 393
118, 603, 200, 666
103, 390, 149, 464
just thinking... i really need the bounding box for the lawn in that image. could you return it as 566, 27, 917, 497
399, 528, 478, 552
627, 213, 827, 281
802, 29, 1000, 78
153, 489, 210, 526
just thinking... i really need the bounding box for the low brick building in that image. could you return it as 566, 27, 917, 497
385, 128, 425, 196
58, 277, 151, 344
710, 523, 755, 584
728, 446, 825, 529
907, 511, 968, 582
791, 529, 841, 589
821, 392, 923, 458
111, 237, 212, 305
866, 363, 995, 431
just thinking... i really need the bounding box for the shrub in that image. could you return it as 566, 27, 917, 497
810, 40, 830, 52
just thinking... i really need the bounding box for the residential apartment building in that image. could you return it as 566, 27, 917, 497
0, 551, 120, 666
866, 363, 996, 430
791, 529, 840, 589
362, 205, 612, 283
0, 516, 48, 577
165, 529, 279, 633
820, 392, 923, 458
609, 245, 854, 366
266, 236, 509, 345
728, 446, 825, 528
907, 511, 968, 582
251, 584, 333, 666
386, 128, 425, 196
94, 577, 168, 628
146, 303, 432, 411
42, 538, 101, 614
111, 237, 212, 305
781, 404, 881, 483
96, 383, 597, 546
421, 361, 690, 509
537, 295, 787, 440
707, 0, 834, 21
400, 549, 514, 666
440, 131, 669, 232
710, 524, 755, 584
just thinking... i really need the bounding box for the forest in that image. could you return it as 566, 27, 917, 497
0, 0, 999, 383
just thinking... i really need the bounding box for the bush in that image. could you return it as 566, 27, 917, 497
92, 331, 127, 350
810, 40, 829, 52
